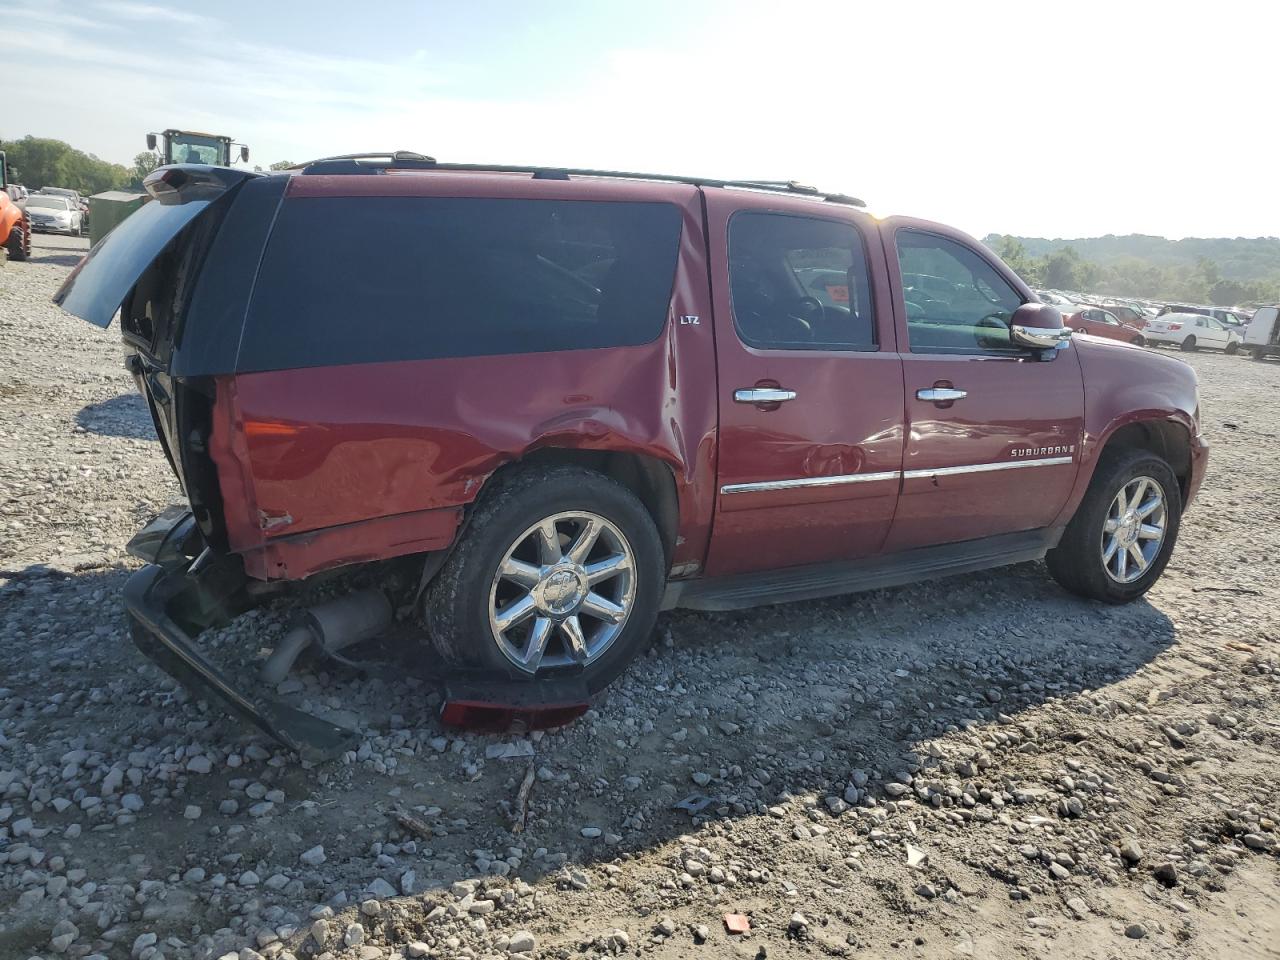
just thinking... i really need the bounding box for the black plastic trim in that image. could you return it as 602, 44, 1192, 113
124, 563, 360, 761
295, 156, 865, 207
663, 528, 1061, 611
172, 175, 288, 378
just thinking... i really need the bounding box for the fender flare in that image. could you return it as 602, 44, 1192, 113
1054, 411, 1197, 528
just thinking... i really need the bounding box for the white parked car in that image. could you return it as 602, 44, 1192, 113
24, 195, 83, 236
1144, 312, 1241, 353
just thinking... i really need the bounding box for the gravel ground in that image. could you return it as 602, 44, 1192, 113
1, 236, 1277, 960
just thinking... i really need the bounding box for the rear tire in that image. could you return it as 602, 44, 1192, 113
1180, 336, 1197, 352
1047, 448, 1181, 604
1252, 347, 1267, 361
423, 464, 665, 695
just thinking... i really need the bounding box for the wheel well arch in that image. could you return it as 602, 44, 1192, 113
483, 448, 680, 563
1099, 420, 1192, 500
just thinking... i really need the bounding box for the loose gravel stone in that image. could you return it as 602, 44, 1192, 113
1120, 839, 1144, 865
508, 930, 536, 953
297, 844, 325, 867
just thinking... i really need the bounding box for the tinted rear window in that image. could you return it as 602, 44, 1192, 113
239, 197, 683, 371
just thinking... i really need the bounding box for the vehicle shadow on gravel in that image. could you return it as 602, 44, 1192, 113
0, 556, 1180, 942
75, 392, 156, 439
26, 249, 86, 267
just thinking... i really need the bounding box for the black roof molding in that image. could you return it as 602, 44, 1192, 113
296, 153, 865, 207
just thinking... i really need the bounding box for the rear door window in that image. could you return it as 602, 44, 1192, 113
727, 211, 877, 351
239, 197, 683, 371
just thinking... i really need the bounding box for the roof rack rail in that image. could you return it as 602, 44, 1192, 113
297, 153, 865, 206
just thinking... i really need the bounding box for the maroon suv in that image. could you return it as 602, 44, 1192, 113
55, 155, 1207, 757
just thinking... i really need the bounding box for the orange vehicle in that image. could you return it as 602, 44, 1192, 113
1, 150, 31, 262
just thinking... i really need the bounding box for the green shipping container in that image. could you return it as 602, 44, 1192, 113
89, 191, 147, 246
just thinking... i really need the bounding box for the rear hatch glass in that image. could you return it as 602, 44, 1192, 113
55, 197, 216, 328
54, 167, 253, 330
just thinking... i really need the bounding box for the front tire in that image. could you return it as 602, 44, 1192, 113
423, 464, 665, 694
1225, 340, 1239, 355
1133, 336, 1145, 347
1253, 347, 1267, 361
5, 222, 29, 262
1047, 448, 1181, 603
1180, 336, 1197, 352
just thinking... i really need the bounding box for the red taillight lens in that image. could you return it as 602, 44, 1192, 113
243, 418, 307, 440
1169, 323, 1182, 331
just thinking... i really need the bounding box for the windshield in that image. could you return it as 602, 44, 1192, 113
168, 133, 227, 165
28, 196, 70, 210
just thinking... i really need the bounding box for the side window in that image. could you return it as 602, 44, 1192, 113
240, 198, 683, 371
896, 230, 1025, 355
728, 212, 876, 351
1100, 311, 1120, 325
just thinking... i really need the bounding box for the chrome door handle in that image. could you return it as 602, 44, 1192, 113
734, 388, 797, 404
916, 387, 967, 402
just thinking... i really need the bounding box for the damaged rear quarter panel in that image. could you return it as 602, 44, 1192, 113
210, 193, 717, 579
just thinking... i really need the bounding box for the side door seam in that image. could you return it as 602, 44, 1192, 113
698, 186, 727, 571
871, 221, 910, 514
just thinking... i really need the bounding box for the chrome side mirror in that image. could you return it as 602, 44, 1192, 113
1012, 324, 1073, 349
1011, 302, 1073, 351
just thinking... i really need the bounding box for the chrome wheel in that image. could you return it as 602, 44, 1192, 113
488, 511, 636, 674
1101, 476, 1166, 584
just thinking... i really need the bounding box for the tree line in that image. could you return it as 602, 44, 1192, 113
1, 134, 300, 194
1, 135, 161, 194
987, 235, 1280, 307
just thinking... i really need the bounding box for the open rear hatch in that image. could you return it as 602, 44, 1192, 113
54, 166, 253, 327
54, 165, 272, 548
47, 167, 366, 760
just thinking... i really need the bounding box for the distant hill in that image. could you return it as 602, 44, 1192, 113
983, 234, 1280, 284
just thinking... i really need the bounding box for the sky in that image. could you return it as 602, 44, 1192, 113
6, 0, 1277, 240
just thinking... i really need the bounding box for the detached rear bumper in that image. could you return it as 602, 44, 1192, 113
123, 516, 359, 761
122, 509, 594, 756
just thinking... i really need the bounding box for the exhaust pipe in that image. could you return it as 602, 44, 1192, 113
260, 588, 392, 685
